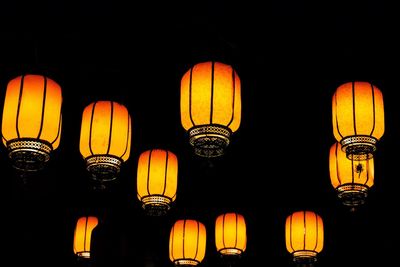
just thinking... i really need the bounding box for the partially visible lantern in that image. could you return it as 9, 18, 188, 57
169, 219, 206, 266
137, 149, 178, 215
332, 81, 384, 160
329, 142, 374, 209
1, 74, 62, 171
285, 211, 324, 264
79, 101, 131, 182
180, 61, 241, 157
215, 213, 247, 257
73, 216, 98, 259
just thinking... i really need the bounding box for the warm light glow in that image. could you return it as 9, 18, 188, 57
332, 81, 384, 159
215, 213, 247, 256
285, 211, 324, 263
1, 74, 62, 171
169, 219, 206, 266
79, 101, 131, 181
137, 149, 178, 215
73, 216, 98, 259
180, 61, 241, 157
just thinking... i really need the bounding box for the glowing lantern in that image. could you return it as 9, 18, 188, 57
285, 211, 324, 264
332, 81, 384, 160
79, 101, 131, 182
215, 212, 247, 257
1, 74, 62, 171
137, 149, 178, 215
73, 216, 98, 259
180, 61, 241, 157
169, 219, 206, 266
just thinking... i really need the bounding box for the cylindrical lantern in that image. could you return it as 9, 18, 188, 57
215, 213, 247, 257
73, 216, 98, 259
169, 219, 206, 266
79, 101, 131, 182
180, 61, 241, 157
137, 149, 178, 215
1, 74, 62, 171
329, 142, 374, 208
332, 81, 384, 160
285, 211, 324, 263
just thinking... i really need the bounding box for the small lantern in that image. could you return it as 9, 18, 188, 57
285, 211, 324, 264
332, 81, 384, 160
1, 74, 62, 171
215, 213, 247, 257
137, 149, 178, 215
169, 219, 206, 266
79, 101, 131, 182
180, 61, 241, 157
329, 142, 374, 209
73, 216, 98, 259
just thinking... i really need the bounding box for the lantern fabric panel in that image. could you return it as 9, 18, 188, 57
215, 213, 247, 255
73, 216, 98, 258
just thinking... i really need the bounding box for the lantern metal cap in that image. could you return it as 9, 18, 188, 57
174, 259, 200, 266
293, 251, 318, 264
86, 155, 122, 182
337, 183, 369, 208
141, 195, 172, 216
340, 135, 377, 160
76, 251, 91, 259
188, 124, 232, 157
7, 138, 52, 172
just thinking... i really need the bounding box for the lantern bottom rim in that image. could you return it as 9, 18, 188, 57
293, 250, 318, 263
173, 259, 200, 266
86, 155, 122, 182
188, 124, 232, 158
7, 138, 52, 171
219, 248, 243, 256
337, 183, 369, 207
141, 195, 172, 216
76, 251, 91, 259
340, 135, 377, 160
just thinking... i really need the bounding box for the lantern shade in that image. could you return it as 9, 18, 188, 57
180, 61, 241, 157
169, 219, 206, 266
79, 101, 131, 181
332, 81, 384, 160
215, 213, 247, 256
137, 149, 178, 215
285, 211, 323, 263
1, 74, 62, 171
73, 216, 98, 259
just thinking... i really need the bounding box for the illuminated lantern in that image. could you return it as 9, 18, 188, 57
285, 211, 324, 264
79, 101, 131, 182
332, 81, 384, 160
169, 219, 206, 266
137, 149, 178, 215
73, 216, 98, 259
1, 74, 62, 171
180, 61, 241, 157
215, 213, 247, 257
329, 142, 374, 208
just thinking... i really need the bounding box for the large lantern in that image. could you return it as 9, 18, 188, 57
137, 149, 178, 215
169, 219, 206, 266
215, 212, 247, 257
329, 142, 374, 209
332, 81, 384, 160
79, 101, 131, 182
180, 61, 241, 157
1, 74, 62, 171
285, 211, 324, 264
73, 216, 98, 259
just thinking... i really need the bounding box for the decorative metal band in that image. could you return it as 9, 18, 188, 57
293, 250, 318, 263
340, 135, 378, 160
188, 125, 232, 157
141, 195, 172, 216
219, 248, 243, 256
337, 184, 369, 207
86, 155, 122, 182
7, 138, 53, 171
174, 259, 200, 266
77, 251, 90, 259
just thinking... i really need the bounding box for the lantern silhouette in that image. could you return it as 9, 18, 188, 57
79, 101, 131, 182
180, 61, 241, 157
73, 216, 98, 259
329, 142, 374, 208
332, 81, 384, 160
285, 211, 324, 264
1, 74, 62, 171
137, 149, 178, 215
169, 219, 206, 266
215, 212, 247, 257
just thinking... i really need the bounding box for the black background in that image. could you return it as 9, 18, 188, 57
0, 1, 398, 267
